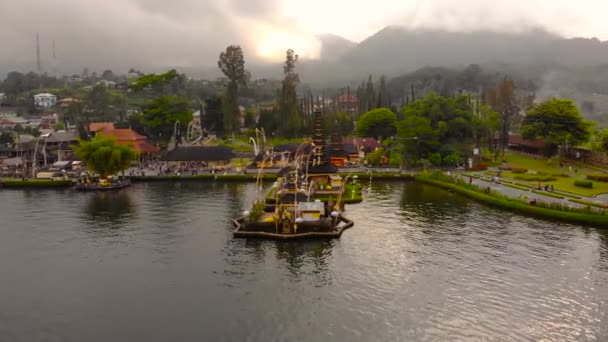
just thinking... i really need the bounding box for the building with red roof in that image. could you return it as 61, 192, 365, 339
99, 128, 160, 154
88, 122, 115, 133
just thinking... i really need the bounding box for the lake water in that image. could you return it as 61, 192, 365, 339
0, 181, 607, 341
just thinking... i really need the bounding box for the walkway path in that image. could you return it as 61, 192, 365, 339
460, 173, 606, 211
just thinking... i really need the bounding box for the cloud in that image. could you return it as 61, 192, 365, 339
0, 0, 286, 75
0, 0, 606, 76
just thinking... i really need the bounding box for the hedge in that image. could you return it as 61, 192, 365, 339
569, 199, 608, 209
587, 174, 608, 182
514, 174, 557, 182
532, 190, 564, 199
1, 179, 73, 188
502, 183, 531, 191
511, 168, 528, 174
415, 176, 608, 226
574, 180, 593, 188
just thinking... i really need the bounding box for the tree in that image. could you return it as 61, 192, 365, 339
355, 108, 397, 139
128, 69, 179, 97
365, 75, 376, 111
101, 69, 114, 80
485, 78, 520, 159
590, 129, 608, 152
140, 96, 193, 144
86, 84, 112, 120
377, 75, 389, 108
325, 111, 354, 136
279, 49, 302, 136
54, 122, 65, 131
395, 114, 439, 167
521, 98, 592, 156
400, 93, 474, 150
71, 134, 137, 179
218, 45, 247, 134
244, 107, 256, 129
0, 131, 14, 146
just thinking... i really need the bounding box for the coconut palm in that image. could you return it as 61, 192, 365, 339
71, 134, 137, 179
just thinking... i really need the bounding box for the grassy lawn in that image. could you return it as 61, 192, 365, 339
495, 153, 608, 197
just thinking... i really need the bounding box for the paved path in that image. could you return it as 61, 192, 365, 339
459, 174, 606, 211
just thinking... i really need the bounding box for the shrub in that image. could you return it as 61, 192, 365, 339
538, 171, 569, 178
511, 168, 528, 174
466, 162, 488, 171
428, 153, 442, 166
443, 153, 462, 166
499, 164, 513, 171
587, 174, 608, 182
514, 174, 557, 182
569, 199, 608, 209
574, 180, 593, 188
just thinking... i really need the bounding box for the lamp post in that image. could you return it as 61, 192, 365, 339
32, 132, 51, 178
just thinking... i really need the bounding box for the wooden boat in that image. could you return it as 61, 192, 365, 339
75, 179, 130, 191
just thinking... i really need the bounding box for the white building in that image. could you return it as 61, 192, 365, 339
33, 93, 57, 109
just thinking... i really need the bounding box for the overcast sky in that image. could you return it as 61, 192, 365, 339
0, 0, 606, 74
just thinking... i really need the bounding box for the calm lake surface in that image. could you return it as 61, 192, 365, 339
0, 181, 607, 341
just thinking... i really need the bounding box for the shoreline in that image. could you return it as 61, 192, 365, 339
2, 172, 607, 227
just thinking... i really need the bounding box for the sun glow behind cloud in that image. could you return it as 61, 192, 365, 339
254, 25, 321, 61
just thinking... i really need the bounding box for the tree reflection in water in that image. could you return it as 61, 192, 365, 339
274, 240, 334, 283
83, 190, 136, 228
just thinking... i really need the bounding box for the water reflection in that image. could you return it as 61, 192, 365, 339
82, 190, 135, 227
274, 240, 333, 280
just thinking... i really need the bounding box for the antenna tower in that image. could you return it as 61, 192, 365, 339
36, 33, 41, 73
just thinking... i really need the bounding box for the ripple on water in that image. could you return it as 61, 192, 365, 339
0, 181, 607, 341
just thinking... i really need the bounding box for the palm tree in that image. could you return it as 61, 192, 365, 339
71, 134, 137, 180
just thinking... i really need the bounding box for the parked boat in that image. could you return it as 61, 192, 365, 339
75, 176, 130, 191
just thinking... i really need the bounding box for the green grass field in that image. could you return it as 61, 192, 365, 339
498, 153, 608, 197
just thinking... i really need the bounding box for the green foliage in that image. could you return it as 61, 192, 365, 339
1, 179, 73, 188
13, 124, 40, 137
356, 108, 397, 139
416, 175, 608, 225
218, 46, 247, 134
587, 174, 608, 182
129, 69, 178, 93
511, 168, 527, 174
396, 93, 477, 164
521, 98, 592, 148
248, 200, 266, 222
428, 153, 442, 166
86, 84, 112, 120
365, 148, 385, 165
569, 199, 608, 209
443, 153, 462, 166
589, 128, 608, 152
71, 134, 138, 179
54, 122, 65, 131
574, 179, 593, 188
278, 49, 302, 137
514, 174, 557, 182
325, 111, 354, 136
502, 183, 530, 191
244, 107, 256, 129
532, 190, 564, 199
141, 96, 192, 143
0, 131, 15, 146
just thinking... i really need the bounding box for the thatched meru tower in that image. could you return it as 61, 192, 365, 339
308, 111, 337, 174
329, 123, 348, 167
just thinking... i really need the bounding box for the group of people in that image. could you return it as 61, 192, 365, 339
128, 161, 236, 176
536, 183, 555, 192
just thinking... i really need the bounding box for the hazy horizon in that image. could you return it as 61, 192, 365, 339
1, 0, 607, 75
